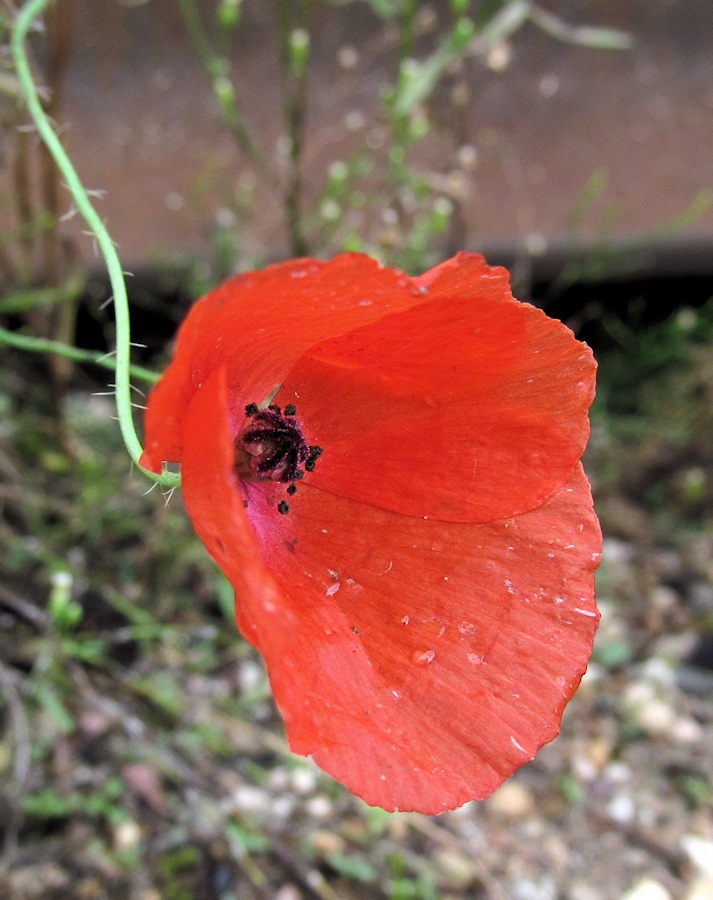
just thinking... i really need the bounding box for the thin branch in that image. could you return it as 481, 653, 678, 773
0, 325, 162, 384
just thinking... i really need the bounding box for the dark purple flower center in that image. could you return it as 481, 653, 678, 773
235, 404, 322, 512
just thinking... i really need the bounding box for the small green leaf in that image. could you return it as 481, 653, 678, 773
35, 684, 75, 735
216, 0, 243, 31
226, 820, 270, 856
326, 852, 378, 883
23, 789, 73, 819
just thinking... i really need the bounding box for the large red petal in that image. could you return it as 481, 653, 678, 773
276, 289, 595, 522
257, 468, 600, 813
141, 254, 445, 471
179, 368, 601, 813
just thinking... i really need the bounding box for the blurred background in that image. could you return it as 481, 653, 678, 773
17, 0, 713, 259
1, 1, 713, 898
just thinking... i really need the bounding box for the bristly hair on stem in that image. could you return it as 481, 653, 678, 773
9, 0, 179, 489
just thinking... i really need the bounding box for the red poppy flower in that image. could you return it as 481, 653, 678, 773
141, 252, 601, 814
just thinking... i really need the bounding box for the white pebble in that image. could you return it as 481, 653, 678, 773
622, 878, 672, 900
290, 765, 318, 794
305, 795, 333, 818
672, 717, 703, 743
487, 781, 534, 818
233, 785, 270, 813
603, 762, 632, 784
682, 836, 713, 878
684, 876, 713, 900
607, 793, 636, 825
635, 699, 676, 736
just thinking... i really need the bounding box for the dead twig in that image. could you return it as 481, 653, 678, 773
0, 661, 33, 859
0, 584, 48, 630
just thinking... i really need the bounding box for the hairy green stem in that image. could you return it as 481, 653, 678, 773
9, 0, 179, 488
0, 326, 161, 384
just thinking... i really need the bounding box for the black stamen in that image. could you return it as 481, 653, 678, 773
235, 405, 323, 485
277, 500, 290, 514
286, 484, 297, 496
304, 445, 323, 472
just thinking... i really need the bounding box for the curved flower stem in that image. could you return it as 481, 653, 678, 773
10, 0, 180, 488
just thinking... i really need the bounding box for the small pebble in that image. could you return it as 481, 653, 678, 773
684, 876, 713, 900
569, 883, 604, 900
623, 680, 656, 708
607, 793, 636, 825
274, 887, 301, 900
114, 820, 141, 851
486, 781, 535, 818
304, 795, 332, 818
682, 835, 713, 878
635, 698, 676, 736
233, 784, 271, 813
237, 660, 265, 691
604, 762, 632, 784
587, 736, 614, 771
650, 585, 680, 612
434, 848, 478, 884
640, 658, 676, 687
511, 875, 557, 899
671, 716, 703, 743
622, 878, 672, 900
311, 829, 346, 855
290, 765, 318, 794
271, 795, 296, 819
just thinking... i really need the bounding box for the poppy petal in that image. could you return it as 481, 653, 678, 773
412, 250, 513, 299
258, 469, 600, 813
179, 367, 601, 813
179, 366, 290, 644
141, 254, 440, 471
276, 288, 595, 522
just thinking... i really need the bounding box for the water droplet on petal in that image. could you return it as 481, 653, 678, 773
411, 649, 436, 666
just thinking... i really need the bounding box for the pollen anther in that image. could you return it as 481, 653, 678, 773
235, 404, 322, 485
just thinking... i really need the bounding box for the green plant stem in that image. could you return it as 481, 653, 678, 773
9, 0, 179, 488
0, 326, 160, 384
277, 0, 311, 256
176, 0, 271, 180
391, 0, 418, 151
